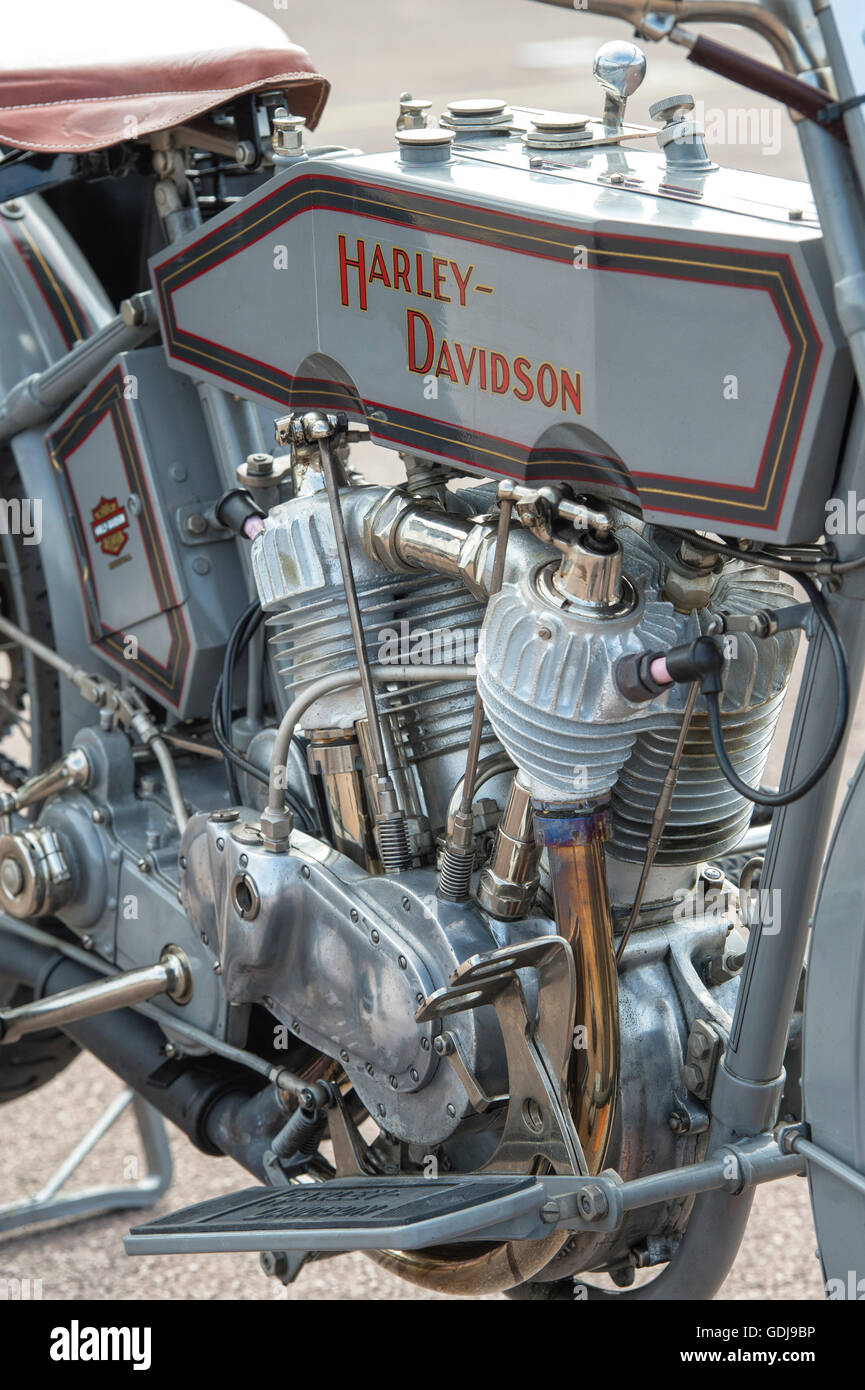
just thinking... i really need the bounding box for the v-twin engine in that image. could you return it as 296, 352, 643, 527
176, 461, 797, 1280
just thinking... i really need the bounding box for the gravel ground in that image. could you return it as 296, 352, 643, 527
0, 0, 844, 1304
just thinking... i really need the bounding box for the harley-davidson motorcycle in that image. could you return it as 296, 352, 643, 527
0, 0, 864, 1301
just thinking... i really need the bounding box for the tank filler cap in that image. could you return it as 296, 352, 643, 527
441, 98, 513, 134
524, 113, 593, 150
396, 126, 455, 165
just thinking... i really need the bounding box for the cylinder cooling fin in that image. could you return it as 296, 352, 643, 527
476, 522, 799, 865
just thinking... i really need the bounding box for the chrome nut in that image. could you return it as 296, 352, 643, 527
577, 1183, 609, 1221
259, 808, 293, 853
477, 865, 539, 920
362, 488, 417, 572
457, 522, 496, 601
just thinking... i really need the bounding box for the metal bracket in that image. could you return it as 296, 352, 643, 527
0, 1086, 172, 1236
328, 1090, 378, 1178
418, 937, 588, 1175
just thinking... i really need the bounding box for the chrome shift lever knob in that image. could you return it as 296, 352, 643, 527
592, 40, 647, 132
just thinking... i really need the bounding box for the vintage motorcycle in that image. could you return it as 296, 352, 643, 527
0, 0, 863, 1301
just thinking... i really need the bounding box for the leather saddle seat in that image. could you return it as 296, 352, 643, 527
0, 0, 329, 153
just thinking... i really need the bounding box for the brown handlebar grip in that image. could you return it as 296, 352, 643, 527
688, 35, 846, 143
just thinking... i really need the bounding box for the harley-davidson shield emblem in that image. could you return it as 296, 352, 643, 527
90, 496, 129, 556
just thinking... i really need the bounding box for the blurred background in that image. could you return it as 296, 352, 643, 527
0, 0, 825, 1302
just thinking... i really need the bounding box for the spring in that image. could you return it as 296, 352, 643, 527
376, 811, 412, 873
436, 842, 475, 901
272, 1104, 328, 1160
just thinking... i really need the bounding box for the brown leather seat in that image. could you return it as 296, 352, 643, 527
0, 0, 329, 154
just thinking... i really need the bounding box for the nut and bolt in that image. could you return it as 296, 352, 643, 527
668, 1106, 691, 1135
577, 1184, 609, 1220
259, 1250, 289, 1279
682, 1062, 704, 1092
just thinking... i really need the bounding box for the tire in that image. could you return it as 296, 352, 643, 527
0, 443, 81, 1101
0, 980, 81, 1101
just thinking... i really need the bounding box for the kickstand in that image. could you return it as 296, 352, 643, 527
0, 1086, 173, 1236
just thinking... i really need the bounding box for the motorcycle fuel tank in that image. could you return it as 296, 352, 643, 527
150, 112, 852, 543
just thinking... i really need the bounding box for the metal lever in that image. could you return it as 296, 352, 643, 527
593, 40, 647, 133
418, 937, 588, 1176
0, 946, 191, 1044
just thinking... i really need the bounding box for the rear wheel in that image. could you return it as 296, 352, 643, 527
0, 445, 81, 1101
